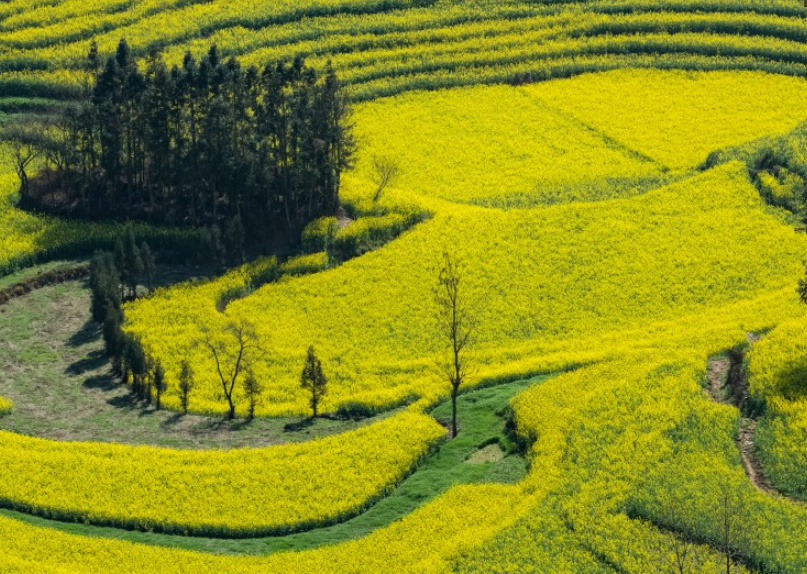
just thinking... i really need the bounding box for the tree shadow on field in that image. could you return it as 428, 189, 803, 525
775, 359, 807, 401
67, 319, 100, 348
162, 412, 184, 426
205, 418, 250, 432
284, 418, 315, 433
65, 350, 107, 376
104, 391, 147, 413
83, 372, 120, 392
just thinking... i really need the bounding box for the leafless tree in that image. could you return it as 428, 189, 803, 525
650, 524, 700, 574
199, 318, 262, 420
434, 252, 475, 438
715, 478, 750, 574
371, 155, 399, 202
0, 123, 43, 196
649, 492, 701, 574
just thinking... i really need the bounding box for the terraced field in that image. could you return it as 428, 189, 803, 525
3, 0, 807, 572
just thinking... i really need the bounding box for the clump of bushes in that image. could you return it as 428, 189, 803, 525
301, 217, 339, 254
330, 211, 425, 263
280, 252, 329, 277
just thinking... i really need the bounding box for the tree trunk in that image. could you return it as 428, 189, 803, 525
451, 388, 458, 438
227, 396, 236, 420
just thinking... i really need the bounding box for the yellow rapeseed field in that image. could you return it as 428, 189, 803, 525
0, 411, 444, 536
127, 70, 807, 417
3, 0, 807, 571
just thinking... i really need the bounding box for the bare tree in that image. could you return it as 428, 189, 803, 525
153, 360, 167, 410
715, 478, 750, 574
650, 524, 700, 574
1, 123, 43, 197
199, 318, 262, 420
371, 155, 399, 202
434, 252, 475, 438
650, 492, 701, 574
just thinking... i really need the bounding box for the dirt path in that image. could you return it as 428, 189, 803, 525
705, 339, 789, 498
0, 264, 89, 306
706, 355, 729, 401
736, 418, 775, 495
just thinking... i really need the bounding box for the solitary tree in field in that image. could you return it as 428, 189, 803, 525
434, 252, 475, 438
715, 479, 750, 574
153, 360, 167, 410
651, 492, 702, 574
300, 346, 327, 418
242, 369, 263, 420
178, 359, 195, 414
371, 155, 399, 202
200, 318, 262, 420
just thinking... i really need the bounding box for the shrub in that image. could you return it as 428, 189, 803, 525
301, 217, 339, 254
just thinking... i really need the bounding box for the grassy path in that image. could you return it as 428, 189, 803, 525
0, 376, 543, 555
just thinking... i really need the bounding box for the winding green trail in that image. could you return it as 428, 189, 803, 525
0, 375, 545, 555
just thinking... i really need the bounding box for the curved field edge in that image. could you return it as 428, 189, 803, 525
745, 317, 807, 501
127, 156, 807, 417
0, 276, 407, 449
0, 411, 444, 537
2, 1, 806, 74
0, 1, 807, 570
3, 157, 807, 566
3, 352, 807, 571
0, 376, 537, 555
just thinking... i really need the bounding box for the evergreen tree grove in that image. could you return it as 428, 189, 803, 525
18, 42, 355, 250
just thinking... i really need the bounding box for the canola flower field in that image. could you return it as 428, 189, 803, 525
4, 0, 807, 572
0, 412, 444, 537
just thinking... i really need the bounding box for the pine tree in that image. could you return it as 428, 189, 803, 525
114, 237, 126, 300
242, 370, 262, 420
300, 346, 327, 418
102, 304, 123, 373
123, 225, 143, 298
153, 361, 167, 410
178, 359, 195, 414
140, 241, 156, 292
125, 336, 148, 400
225, 214, 245, 265
89, 251, 121, 323
18, 44, 356, 251
208, 224, 224, 269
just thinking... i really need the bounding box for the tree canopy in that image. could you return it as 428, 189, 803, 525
18, 40, 355, 250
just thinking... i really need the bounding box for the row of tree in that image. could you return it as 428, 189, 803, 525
89, 233, 328, 419
199, 319, 328, 420
15, 39, 355, 250
87, 236, 468, 433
